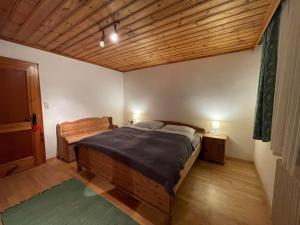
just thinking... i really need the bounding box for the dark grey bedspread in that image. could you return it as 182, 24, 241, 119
76, 127, 195, 195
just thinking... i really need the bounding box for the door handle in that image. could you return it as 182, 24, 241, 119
24, 113, 37, 125
31, 113, 37, 126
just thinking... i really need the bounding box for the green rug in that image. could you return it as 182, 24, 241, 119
1, 179, 139, 225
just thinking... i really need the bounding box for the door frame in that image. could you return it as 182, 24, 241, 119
0, 56, 46, 168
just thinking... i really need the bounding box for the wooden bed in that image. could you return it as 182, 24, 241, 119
76, 120, 205, 223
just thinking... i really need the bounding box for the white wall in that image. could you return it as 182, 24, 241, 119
124, 49, 262, 161
0, 39, 124, 159
254, 141, 280, 206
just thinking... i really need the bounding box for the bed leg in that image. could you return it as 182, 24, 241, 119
77, 164, 82, 171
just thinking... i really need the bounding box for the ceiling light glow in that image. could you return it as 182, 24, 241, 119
110, 31, 119, 43
98, 21, 120, 47
99, 30, 105, 48
99, 40, 105, 48
110, 22, 119, 43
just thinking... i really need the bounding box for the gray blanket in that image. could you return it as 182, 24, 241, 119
76, 127, 195, 195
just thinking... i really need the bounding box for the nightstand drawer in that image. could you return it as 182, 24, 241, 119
202, 141, 225, 163
201, 134, 227, 164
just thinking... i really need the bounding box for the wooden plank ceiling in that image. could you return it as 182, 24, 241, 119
0, 0, 279, 72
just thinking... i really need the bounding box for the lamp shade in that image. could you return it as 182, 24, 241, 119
212, 121, 220, 129
133, 112, 141, 123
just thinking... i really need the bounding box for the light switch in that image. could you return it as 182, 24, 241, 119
44, 102, 49, 110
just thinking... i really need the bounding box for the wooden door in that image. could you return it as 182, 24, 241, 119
0, 56, 45, 177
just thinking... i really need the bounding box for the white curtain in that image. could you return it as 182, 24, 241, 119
271, 0, 300, 178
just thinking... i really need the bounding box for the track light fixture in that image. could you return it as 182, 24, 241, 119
99, 21, 120, 48
110, 22, 119, 43
99, 30, 105, 48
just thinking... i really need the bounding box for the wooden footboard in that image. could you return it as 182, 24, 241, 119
76, 144, 201, 217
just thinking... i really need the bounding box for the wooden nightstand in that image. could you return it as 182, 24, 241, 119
202, 133, 227, 164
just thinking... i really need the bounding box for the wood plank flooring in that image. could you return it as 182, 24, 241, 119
0, 158, 272, 225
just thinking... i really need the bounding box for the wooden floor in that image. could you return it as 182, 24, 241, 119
0, 158, 272, 225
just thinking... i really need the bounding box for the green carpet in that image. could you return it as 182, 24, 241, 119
1, 179, 139, 225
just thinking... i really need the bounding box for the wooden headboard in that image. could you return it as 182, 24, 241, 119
157, 120, 205, 134
59, 116, 116, 138
56, 116, 117, 162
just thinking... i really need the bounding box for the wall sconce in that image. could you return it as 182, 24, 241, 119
212, 121, 220, 135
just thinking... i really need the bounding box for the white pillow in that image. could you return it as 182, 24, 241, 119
160, 124, 195, 140
133, 121, 164, 130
